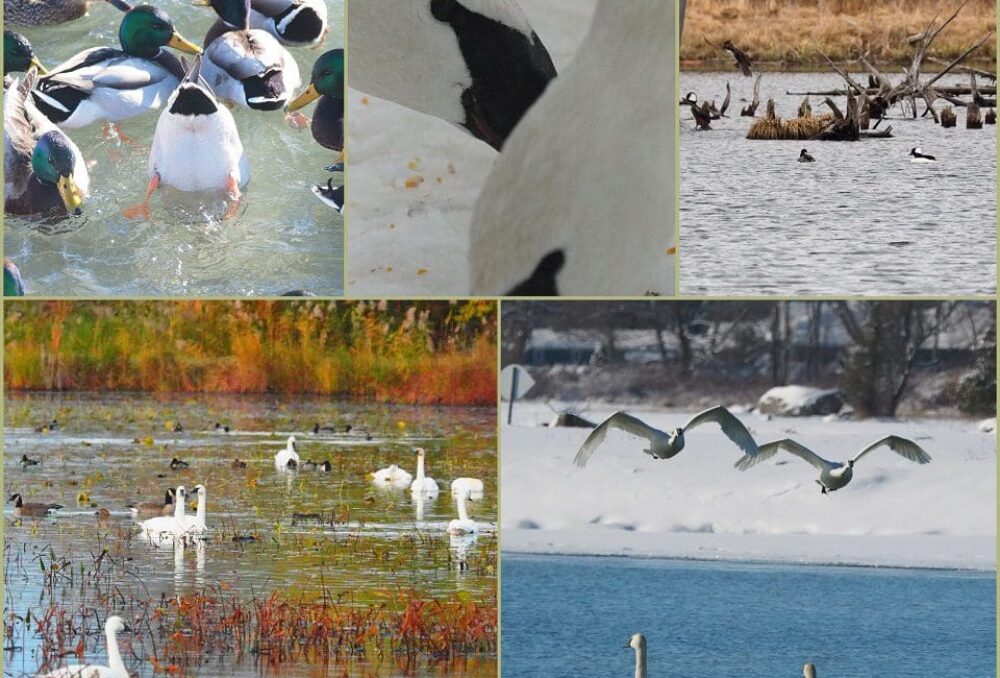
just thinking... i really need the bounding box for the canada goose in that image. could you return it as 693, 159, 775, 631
20, 454, 40, 467
624, 633, 647, 678
410, 448, 439, 496
735, 435, 932, 493
799, 149, 815, 163
574, 407, 760, 468
910, 147, 936, 163
450, 477, 484, 498
447, 489, 478, 535
231, 458, 247, 469
41, 615, 131, 678
371, 463, 413, 489
274, 435, 300, 470
126, 488, 176, 518
9, 493, 63, 517
34, 419, 58, 433
348, 0, 557, 151
169, 457, 190, 470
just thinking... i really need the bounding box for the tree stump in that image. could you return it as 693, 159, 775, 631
966, 101, 983, 129
941, 106, 957, 127
986, 109, 997, 125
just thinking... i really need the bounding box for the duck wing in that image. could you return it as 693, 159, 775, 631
573, 412, 663, 468
736, 438, 829, 472
4, 74, 38, 199
206, 30, 283, 80
682, 406, 759, 457
851, 435, 932, 465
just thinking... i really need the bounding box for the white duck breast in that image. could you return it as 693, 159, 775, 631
149, 73, 249, 192
202, 29, 300, 110
469, 0, 677, 295
249, 0, 328, 46
30, 48, 182, 128
348, 0, 556, 150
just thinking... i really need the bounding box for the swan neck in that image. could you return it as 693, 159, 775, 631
106, 624, 125, 673
416, 455, 425, 481
196, 492, 206, 525
634, 644, 647, 678
174, 495, 185, 519
456, 494, 469, 521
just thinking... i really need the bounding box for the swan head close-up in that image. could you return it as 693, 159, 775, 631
106, 615, 131, 636
624, 632, 646, 652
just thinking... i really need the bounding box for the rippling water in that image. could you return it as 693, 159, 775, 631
502, 554, 995, 678
4, 393, 496, 677
680, 72, 996, 296
3, 0, 344, 296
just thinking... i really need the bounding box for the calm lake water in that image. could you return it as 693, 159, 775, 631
680, 71, 996, 296
502, 554, 995, 678
4, 0, 343, 296
4, 393, 496, 677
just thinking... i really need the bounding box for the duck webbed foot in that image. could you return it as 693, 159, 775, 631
285, 111, 312, 130
223, 175, 243, 220
122, 173, 160, 220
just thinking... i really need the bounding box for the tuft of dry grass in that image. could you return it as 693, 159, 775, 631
747, 99, 834, 139
683, 0, 996, 67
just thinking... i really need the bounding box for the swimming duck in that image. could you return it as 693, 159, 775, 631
349, 0, 556, 151
215, 422, 231, 432
33, 418, 59, 432
5, 0, 90, 27
313, 179, 343, 212
289, 49, 343, 153
20, 454, 40, 467
203, 0, 328, 47
4, 30, 47, 86
29, 3, 202, 129
910, 147, 936, 163
4, 259, 26, 296
127, 56, 249, 220
5, 71, 90, 217
199, 0, 301, 111
469, 0, 678, 295
798, 148, 815, 163
231, 458, 247, 469
169, 457, 190, 470
9, 492, 63, 517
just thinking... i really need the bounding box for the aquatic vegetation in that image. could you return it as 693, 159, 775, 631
4, 301, 497, 405
747, 100, 834, 140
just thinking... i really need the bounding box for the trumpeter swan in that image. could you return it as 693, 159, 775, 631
624, 633, 647, 678
447, 488, 478, 535
42, 615, 130, 677
140, 486, 189, 544
410, 448, 440, 496
274, 435, 300, 470
575, 406, 760, 468
736, 435, 931, 494
372, 463, 412, 489
179, 484, 208, 535
450, 477, 484, 498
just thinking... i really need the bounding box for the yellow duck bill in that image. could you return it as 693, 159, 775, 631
168, 32, 203, 55
57, 175, 83, 214
288, 84, 320, 112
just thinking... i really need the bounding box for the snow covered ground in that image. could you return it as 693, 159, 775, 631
346, 0, 600, 295
501, 402, 996, 570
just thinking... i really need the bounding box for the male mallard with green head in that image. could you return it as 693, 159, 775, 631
29, 2, 202, 129
288, 48, 343, 153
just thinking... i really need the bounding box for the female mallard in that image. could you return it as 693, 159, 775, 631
126, 56, 249, 220
199, 0, 301, 111
29, 3, 202, 129
288, 48, 343, 152
5, 71, 90, 217
204, 0, 327, 47
4, 30, 47, 81
4, 0, 90, 26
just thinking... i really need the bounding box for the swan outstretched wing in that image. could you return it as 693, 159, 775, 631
736, 438, 827, 471
573, 412, 662, 468
851, 435, 932, 465
682, 406, 760, 457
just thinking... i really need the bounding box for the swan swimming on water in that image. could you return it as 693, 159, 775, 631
371, 463, 413, 489
447, 488, 478, 535
469, 0, 680, 295
574, 406, 760, 468
624, 633, 647, 678
450, 477, 484, 498
42, 615, 130, 678
410, 447, 440, 497
274, 435, 300, 471
735, 435, 932, 493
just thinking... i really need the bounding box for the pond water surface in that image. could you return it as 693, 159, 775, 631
680, 71, 996, 296
4, 0, 344, 296
4, 393, 496, 677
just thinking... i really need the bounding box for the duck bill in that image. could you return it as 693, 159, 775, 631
168, 32, 203, 55
288, 84, 320, 112
30, 57, 48, 75
57, 175, 83, 214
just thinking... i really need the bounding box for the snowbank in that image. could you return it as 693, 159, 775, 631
501, 402, 996, 570
757, 385, 844, 416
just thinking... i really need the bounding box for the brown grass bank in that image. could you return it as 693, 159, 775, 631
682, 0, 997, 67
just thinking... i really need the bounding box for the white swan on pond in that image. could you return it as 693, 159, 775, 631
409, 447, 440, 497
41, 615, 130, 678
275, 435, 300, 471
447, 488, 478, 535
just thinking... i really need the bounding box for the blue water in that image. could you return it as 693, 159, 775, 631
502, 554, 995, 678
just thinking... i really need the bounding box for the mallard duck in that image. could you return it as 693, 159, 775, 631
312, 179, 342, 212
199, 0, 301, 111
4, 30, 47, 86
4, 258, 25, 296
203, 0, 327, 47
29, 3, 202, 129
288, 48, 342, 152
126, 56, 249, 220
5, 0, 90, 26
5, 71, 90, 216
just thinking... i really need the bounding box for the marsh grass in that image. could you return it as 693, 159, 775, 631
4, 301, 497, 406
683, 0, 997, 66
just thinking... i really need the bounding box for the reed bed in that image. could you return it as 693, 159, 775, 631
747, 102, 834, 140
4, 301, 497, 405
683, 0, 996, 66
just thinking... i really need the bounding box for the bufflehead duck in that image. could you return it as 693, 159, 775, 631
798, 149, 815, 163
910, 147, 936, 163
